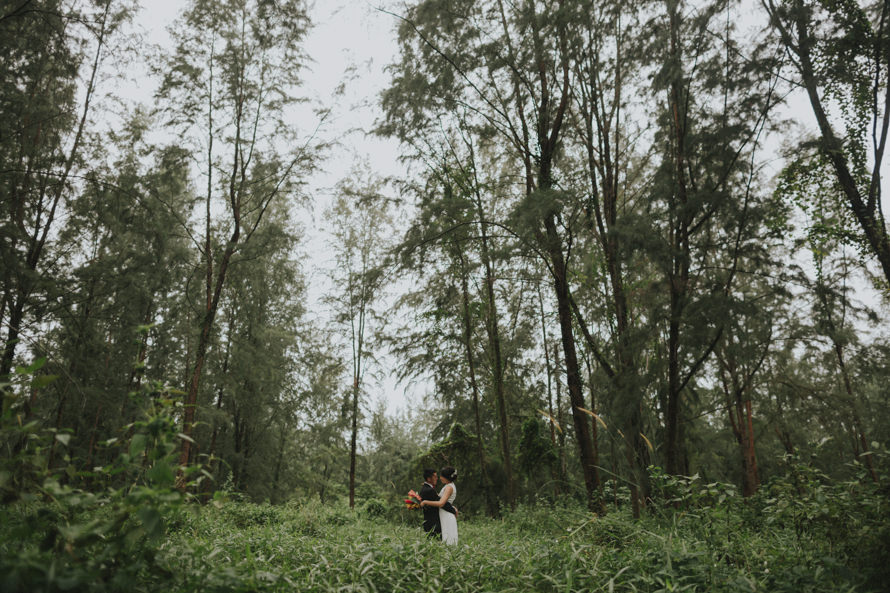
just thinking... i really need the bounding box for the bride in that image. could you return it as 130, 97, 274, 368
421, 466, 458, 545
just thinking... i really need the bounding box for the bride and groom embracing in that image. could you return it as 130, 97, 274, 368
419, 467, 458, 545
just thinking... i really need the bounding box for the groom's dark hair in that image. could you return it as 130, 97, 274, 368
423, 468, 436, 480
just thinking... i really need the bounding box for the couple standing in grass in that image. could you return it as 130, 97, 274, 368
419, 467, 458, 545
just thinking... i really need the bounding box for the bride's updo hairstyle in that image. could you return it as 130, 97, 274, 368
440, 466, 458, 482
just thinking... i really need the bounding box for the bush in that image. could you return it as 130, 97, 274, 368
0, 371, 192, 592
362, 498, 387, 519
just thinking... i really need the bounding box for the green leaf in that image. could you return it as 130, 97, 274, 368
15, 357, 46, 375
146, 461, 174, 487
129, 434, 147, 457
137, 507, 163, 539
55, 433, 71, 446
31, 374, 59, 389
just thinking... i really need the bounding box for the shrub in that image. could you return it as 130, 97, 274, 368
362, 498, 387, 519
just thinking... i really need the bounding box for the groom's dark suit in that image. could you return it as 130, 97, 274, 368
420, 481, 456, 537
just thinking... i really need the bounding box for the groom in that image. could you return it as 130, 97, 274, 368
420, 468, 456, 538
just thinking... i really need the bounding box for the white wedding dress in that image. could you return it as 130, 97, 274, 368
439, 483, 458, 545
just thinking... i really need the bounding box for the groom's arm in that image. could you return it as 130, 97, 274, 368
420, 484, 456, 514
419, 485, 437, 502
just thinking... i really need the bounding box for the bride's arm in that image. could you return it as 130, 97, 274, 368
421, 484, 453, 508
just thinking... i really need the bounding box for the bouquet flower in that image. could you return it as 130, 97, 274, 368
404, 489, 422, 510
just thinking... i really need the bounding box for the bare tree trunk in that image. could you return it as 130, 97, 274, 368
348, 293, 367, 509
664, 0, 691, 478
85, 404, 103, 477
348, 371, 360, 509
729, 398, 760, 496
469, 175, 514, 508
545, 218, 599, 511
554, 343, 567, 484
538, 285, 560, 498
583, 355, 602, 508
458, 248, 494, 513
271, 423, 287, 503
717, 341, 767, 497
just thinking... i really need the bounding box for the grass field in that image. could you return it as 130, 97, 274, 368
3, 484, 887, 593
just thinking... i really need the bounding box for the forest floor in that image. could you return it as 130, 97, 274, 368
2, 491, 888, 592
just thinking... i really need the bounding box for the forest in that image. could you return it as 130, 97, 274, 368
1, 0, 889, 591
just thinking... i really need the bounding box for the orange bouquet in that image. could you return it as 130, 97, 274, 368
404, 489, 422, 510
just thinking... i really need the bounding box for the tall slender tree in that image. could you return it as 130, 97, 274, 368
326, 175, 391, 508
155, 0, 314, 474
0, 0, 133, 378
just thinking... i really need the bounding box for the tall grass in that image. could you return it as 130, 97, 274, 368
2, 491, 887, 592
27, 478, 869, 593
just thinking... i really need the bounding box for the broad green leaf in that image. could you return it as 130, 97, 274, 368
129, 434, 147, 457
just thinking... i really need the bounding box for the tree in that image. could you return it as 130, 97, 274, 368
764, 0, 890, 290
326, 174, 392, 508
810, 247, 880, 482
561, 0, 649, 514
714, 279, 784, 496
645, 0, 781, 486
382, 0, 601, 512
44, 116, 193, 474
0, 0, 134, 378
202, 197, 304, 498
415, 143, 514, 509
155, 0, 314, 474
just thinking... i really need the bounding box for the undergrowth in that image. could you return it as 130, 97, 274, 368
1, 363, 887, 592
2, 476, 887, 592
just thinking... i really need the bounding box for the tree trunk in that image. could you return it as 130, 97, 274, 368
554, 343, 567, 484
539, 285, 560, 498
583, 355, 603, 508
0, 297, 24, 378
545, 214, 599, 511
348, 374, 359, 509
726, 389, 760, 497
664, 0, 692, 477
718, 347, 762, 497
348, 296, 367, 509
271, 424, 287, 503
470, 182, 514, 508
458, 248, 494, 513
